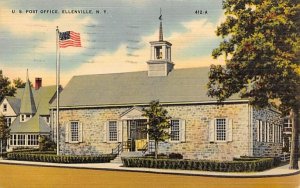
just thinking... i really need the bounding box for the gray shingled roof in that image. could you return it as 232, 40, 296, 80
10, 116, 50, 133
53, 67, 242, 108
20, 79, 36, 114
6, 97, 21, 114
35, 86, 57, 115
7, 84, 56, 134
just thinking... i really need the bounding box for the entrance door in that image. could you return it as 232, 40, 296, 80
128, 119, 147, 151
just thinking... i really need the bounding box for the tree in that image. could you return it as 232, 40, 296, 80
13, 77, 33, 88
0, 115, 10, 155
207, 0, 300, 169
142, 100, 171, 159
13, 78, 26, 88
0, 71, 15, 102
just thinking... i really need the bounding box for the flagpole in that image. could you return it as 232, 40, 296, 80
56, 26, 60, 155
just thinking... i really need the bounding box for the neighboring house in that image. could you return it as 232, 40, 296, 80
51, 18, 283, 160
282, 116, 300, 153
0, 75, 57, 151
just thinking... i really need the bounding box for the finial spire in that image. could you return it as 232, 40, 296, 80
26, 69, 29, 80
159, 8, 163, 41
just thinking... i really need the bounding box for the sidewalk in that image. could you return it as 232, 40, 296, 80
0, 159, 299, 178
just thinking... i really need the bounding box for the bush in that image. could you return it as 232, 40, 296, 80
7, 152, 116, 163
121, 157, 280, 172
144, 153, 168, 159
39, 136, 56, 151
168, 153, 183, 159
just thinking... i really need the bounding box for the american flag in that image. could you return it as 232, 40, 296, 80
59, 31, 81, 48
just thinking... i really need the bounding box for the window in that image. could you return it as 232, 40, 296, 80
256, 120, 264, 142
108, 121, 118, 142
155, 46, 162, 59
21, 115, 25, 122
27, 135, 39, 145
46, 116, 50, 124
171, 120, 180, 141
6, 118, 12, 126
3, 104, 7, 112
209, 118, 232, 142
216, 119, 226, 141
284, 118, 292, 128
11, 135, 17, 145
17, 135, 26, 145
70, 122, 79, 142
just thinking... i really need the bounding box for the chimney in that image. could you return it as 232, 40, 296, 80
35, 78, 42, 90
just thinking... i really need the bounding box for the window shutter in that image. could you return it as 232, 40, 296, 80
262, 121, 267, 142
168, 120, 172, 142
103, 121, 108, 143
266, 122, 270, 142
209, 119, 215, 142
117, 121, 123, 142
180, 119, 186, 142
256, 120, 259, 142
78, 122, 83, 143
226, 118, 233, 142
65, 122, 69, 143
272, 124, 275, 143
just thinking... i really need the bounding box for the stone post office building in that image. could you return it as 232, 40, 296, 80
50, 18, 283, 160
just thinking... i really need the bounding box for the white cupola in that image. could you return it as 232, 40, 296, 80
147, 10, 174, 77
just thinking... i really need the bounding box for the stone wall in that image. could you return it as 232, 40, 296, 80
57, 102, 258, 160
252, 107, 282, 157
159, 103, 251, 160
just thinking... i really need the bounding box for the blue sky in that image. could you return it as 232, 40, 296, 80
0, 0, 225, 86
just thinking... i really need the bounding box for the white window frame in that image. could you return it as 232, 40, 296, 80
170, 119, 180, 142
6, 117, 12, 127
209, 118, 232, 143
27, 135, 39, 146
108, 121, 118, 142
3, 104, 7, 112
20, 115, 25, 122
46, 116, 50, 124
17, 134, 26, 146
70, 121, 79, 143
215, 118, 227, 142
283, 118, 292, 128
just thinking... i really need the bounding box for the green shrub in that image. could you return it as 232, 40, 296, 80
121, 157, 280, 172
39, 136, 56, 151
168, 153, 183, 159
7, 152, 116, 163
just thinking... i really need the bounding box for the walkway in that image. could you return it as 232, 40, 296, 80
0, 159, 299, 178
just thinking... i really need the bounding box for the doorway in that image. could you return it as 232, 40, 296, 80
127, 119, 147, 151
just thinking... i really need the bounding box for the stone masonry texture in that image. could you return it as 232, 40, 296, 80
56, 102, 282, 161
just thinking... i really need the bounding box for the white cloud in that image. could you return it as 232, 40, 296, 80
1, 5, 226, 86
0, 7, 96, 56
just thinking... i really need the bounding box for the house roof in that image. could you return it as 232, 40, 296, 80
53, 67, 242, 108
4, 84, 56, 134
6, 97, 21, 114
34, 86, 57, 115
20, 79, 36, 114
10, 116, 50, 134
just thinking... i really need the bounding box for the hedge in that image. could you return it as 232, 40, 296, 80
121, 157, 280, 172
7, 152, 116, 163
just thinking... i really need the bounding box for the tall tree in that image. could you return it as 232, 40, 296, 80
142, 100, 171, 159
0, 71, 15, 102
13, 77, 26, 88
13, 77, 33, 88
0, 115, 10, 155
207, 0, 300, 169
